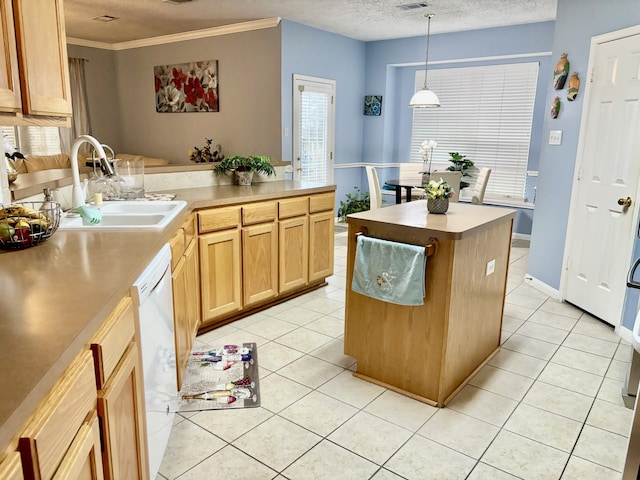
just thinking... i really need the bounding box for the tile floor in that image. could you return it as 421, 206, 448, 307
157, 230, 633, 480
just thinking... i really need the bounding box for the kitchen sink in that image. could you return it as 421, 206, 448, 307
58, 200, 188, 230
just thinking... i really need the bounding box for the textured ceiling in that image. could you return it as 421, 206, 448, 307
63, 0, 558, 44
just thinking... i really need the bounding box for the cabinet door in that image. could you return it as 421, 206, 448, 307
0, 452, 24, 480
185, 239, 201, 333
52, 411, 104, 480
309, 211, 334, 282
0, 0, 20, 113
12, 0, 72, 116
279, 216, 309, 293
243, 222, 278, 306
172, 255, 189, 388
97, 343, 148, 480
199, 229, 242, 322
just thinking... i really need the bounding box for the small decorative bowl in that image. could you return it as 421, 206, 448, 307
0, 201, 62, 250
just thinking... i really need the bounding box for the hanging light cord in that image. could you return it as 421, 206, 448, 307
423, 14, 434, 89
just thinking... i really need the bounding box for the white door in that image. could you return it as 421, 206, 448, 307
564, 28, 640, 326
292, 74, 335, 183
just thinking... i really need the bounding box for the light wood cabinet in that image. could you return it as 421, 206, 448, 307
172, 255, 189, 387
185, 239, 201, 333
0, 452, 24, 480
309, 210, 335, 282
0, 1, 21, 113
52, 411, 103, 480
199, 228, 242, 321
90, 296, 148, 480
279, 215, 309, 293
242, 221, 278, 306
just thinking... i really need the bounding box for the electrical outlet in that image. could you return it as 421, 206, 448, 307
486, 259, 496, 276
549, 130, 563, 145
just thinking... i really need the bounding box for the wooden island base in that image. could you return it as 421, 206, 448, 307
344, 201, 516, 407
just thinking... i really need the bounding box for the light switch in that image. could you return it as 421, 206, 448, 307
549, 130, 563, 145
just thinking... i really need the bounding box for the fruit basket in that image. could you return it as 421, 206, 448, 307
0, 201, 62, 250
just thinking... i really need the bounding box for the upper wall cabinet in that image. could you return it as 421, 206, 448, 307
1, 0, 72, 123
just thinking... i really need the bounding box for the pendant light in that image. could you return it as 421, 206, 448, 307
409, 13, 440, 108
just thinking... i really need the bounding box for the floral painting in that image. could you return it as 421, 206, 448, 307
154, 60, 219, 113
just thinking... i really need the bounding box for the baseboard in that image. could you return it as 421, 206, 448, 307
618, 325, 633, 344
512, 233, 531, 241
524, 274, 561, 300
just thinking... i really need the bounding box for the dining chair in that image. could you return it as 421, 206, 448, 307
470, 167, 492, 205
365, 166, 383, 210
431, 171, 462, 203
398, 162, 426, 200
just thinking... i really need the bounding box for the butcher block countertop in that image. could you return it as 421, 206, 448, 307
0, 181, 335, 453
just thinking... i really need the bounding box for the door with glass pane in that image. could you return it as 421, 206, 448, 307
293, 75, 335, 183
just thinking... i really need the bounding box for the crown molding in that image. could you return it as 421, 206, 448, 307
67, 17, 281, 51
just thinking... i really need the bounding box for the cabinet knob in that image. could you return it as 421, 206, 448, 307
618, 197, 632, 208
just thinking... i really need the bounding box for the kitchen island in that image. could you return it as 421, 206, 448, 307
344, 201, 516, 407
0, 180, 335, 472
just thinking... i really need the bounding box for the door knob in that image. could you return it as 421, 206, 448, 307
618, 197, 632, 208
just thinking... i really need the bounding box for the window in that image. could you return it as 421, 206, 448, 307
1, 126, 62, 156
410, 62, 539, 202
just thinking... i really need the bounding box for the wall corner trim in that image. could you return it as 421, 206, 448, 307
523, 274, 561, 300
67, 17, 282, 51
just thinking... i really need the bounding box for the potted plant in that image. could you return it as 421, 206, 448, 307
425, 178, 455, 214
338, 187, 370, 222
213, 155, 276, 185
446, 152, 475, 189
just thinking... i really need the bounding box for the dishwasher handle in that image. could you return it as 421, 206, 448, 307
627, 257, 640, 289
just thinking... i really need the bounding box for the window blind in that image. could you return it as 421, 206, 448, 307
0, 126, 61, 156
299, 90, 330, 183
410, 62, 539, 200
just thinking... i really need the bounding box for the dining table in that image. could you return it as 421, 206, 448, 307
384, 178, 424, 204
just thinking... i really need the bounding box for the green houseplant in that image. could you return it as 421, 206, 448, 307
446, 152, 475, 189
338, 187, 370, 222
213, 155, 275, 185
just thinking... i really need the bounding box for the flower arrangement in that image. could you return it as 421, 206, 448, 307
425, 178, 455, 199
189, 138, 225, 163
418, 139, 437, 174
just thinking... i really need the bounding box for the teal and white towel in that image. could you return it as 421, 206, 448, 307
351, 235, 426, 306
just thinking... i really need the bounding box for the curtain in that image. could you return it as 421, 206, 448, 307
59, 57, 92, 154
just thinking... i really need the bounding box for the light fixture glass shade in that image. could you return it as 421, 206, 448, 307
409, 87, 440, 108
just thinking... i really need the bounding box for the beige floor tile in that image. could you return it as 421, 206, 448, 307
261, 302, 295, 316
573, 317, 621, 344
511, 283, 550, 300
386, 435, 476, 480
528, 309, 579, 332
573, 425, 628, 472
309, 337, 357, 368
447, 385, 518, 427
586, 399, 633, 437
279, 391, 357, 436
301, 296, 344, 314
317, 370, 385, 408
487, 348, 546, 379
502, 315, 526, 333
364, 390, 437, 432
327, 305, 346, 319
505, 293, 546, 310
232, 416, 321, 471
614, 343, 632, 362
503, 403, 582, 452
268, 306, 324, 326
501, 330, 513, 345
259, 373, 312, 413
328, 411, 412, 465
539, 299, 583, 319
517, 321, 569, 345
304, 316, 345, 337
242, 317, 299, 339
190, 406, 273, 443
562, 332, 619, 358
418, 408, 499, 459
158, 420, 226, 479
597, 377, 627, 407
562, 456, 622, 480
551, 346, 611, 376
467, 462, 521, 479
178, 446, 277, 480
311, 287, 347, 303
522, 381, 594, 423
282, 440, 378, 480
277, 355, 343, 389
468, 364, 534, 401
481, 430, 569, 479
502, 333, 559, 360
197, 324, 239, 344
274, 327, 333, 353
370, 469, 406, 480
503, 303, 536, 320
230, 312, 270, 329
607, 359, 630, 382
538, 362, 603, 397
257, 341, 304, 371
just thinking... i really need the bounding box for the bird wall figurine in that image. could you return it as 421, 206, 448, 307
554, 53, 570, 90
551, 96, 561, 119
567, 72, 580, 101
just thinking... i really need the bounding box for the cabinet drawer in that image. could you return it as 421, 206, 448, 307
279, 197, 308, 219
242, 201, 277, 225
309, 193, 335, 213
183, 213, 197, 247
90, 296, 135, 389
169, 228, 185, 269
198, 206, 241, 233
19, 351, 97, 480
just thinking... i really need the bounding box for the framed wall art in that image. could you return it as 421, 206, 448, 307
154, 59, 219, 113
364, 95, 382, 116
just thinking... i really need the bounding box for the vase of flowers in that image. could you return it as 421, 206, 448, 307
425, 178, 455, 214
189, 137, 225, 163
418, 139, 437, 184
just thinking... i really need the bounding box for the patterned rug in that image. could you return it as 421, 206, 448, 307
176, 342, 260, 411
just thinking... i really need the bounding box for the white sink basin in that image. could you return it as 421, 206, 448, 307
58, 200, 188, 230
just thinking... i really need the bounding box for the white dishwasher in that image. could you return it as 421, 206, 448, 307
131, 243, 177, 479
